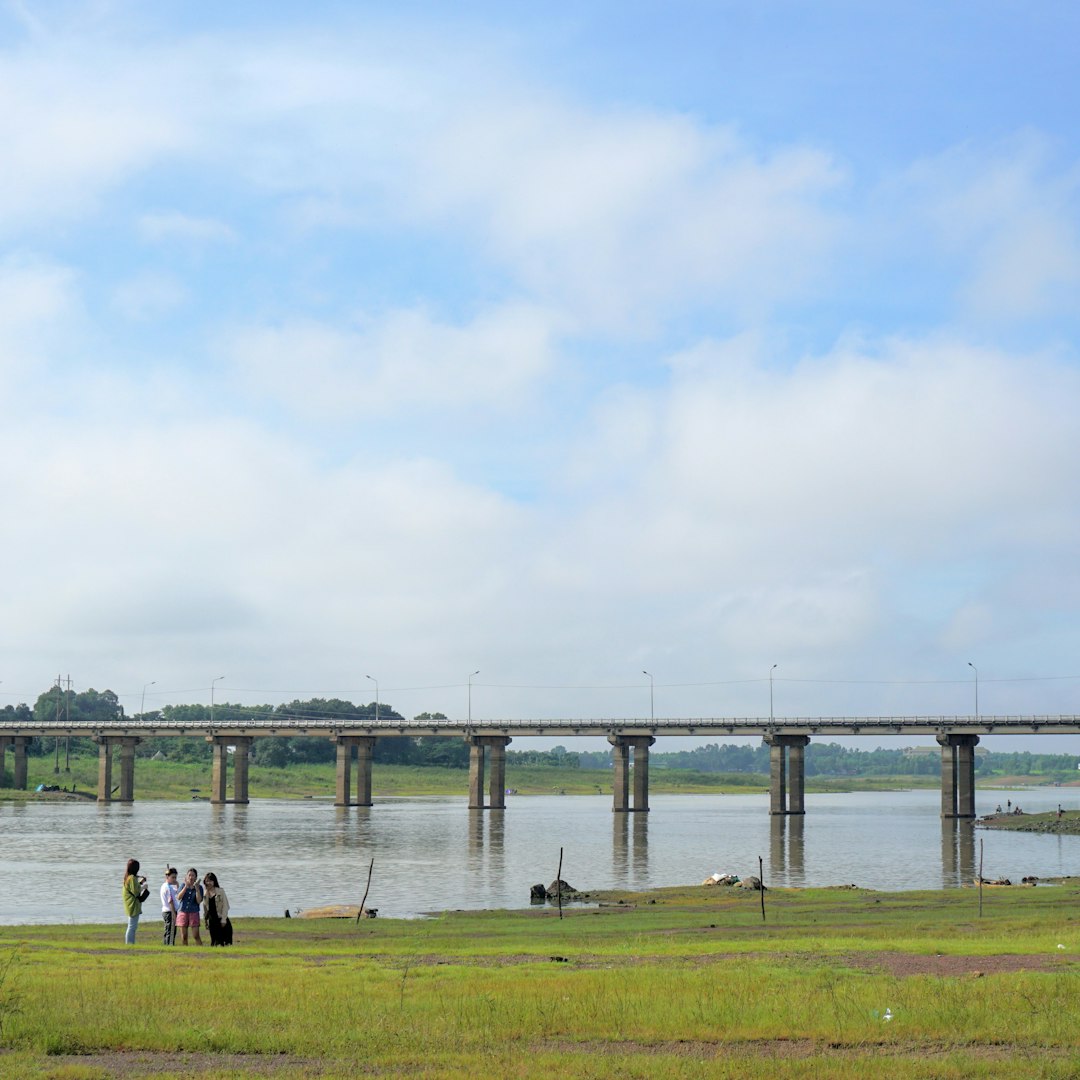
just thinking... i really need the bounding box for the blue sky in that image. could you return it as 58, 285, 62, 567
1, 1, 1079, 750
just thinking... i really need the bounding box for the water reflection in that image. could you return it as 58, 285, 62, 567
941, 820, 976, 887
611, 814, 649, 887
466, 809, 506, 880
3, 789, 1078, 924
613, 813, 628, 884
768, 815, 805, 885
632, 814, 649, 884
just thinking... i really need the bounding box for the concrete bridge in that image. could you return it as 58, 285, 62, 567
2, 715, 1077, 818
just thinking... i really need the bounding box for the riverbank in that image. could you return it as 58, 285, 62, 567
978, 809, 1080, 835
2, 755, 952, 801
0, 880, 1077, 1078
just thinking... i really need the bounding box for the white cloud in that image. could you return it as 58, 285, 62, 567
0, 49, 193, 232
900, 137, 1080, 320
538, 333, 1080, 676
112, 271, 187, 320
228, 302, 562, 416
0, 255, 79, 385
138, 211, 236, 245
414, 103, 843, 330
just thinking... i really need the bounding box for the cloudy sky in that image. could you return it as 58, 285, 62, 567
2, 2, 1079, 749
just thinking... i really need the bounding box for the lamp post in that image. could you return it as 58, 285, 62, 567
642, 670, 654, 722
968, 662, 978, 720
468, 670, 479, 724
366, 674, 380, 722
140, 680, 156, 718
769, 664, 778, 723
210, 675, 225, 727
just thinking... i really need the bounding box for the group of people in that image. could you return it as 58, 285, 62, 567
122, 859, 232, 947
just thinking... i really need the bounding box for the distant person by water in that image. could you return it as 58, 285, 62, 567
176, 868, 204, 945
202, 872, 233, 946
122, 859, 149, 945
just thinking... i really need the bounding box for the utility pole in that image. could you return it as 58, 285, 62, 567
64, 674, 72, 772
53, 674, 62, 773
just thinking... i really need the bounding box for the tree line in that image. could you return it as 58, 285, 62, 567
3, 687, 1077, 777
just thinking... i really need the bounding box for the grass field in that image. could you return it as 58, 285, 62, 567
0, 879, 1078, 1078
5, 754, 954, 803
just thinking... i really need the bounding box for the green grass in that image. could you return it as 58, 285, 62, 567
1, 881, 1079, 1077
6, 755, 973, 802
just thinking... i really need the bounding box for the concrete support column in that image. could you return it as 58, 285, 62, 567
937, 733, 978, 818
938, 735, 957, 817
609, 736, 630, 813
355, 737, 374, 807
487, 737, 510, 810
768, 741, 786, 815
608, 735, 654, 812
118, 737, 139, 803
210, 739, 228, 805
232, 737, 251, 805
335, 736, 375, 807
468, 740, 485, 809
765, 735, 810, 815
0, 736, 8, 788
96, 737, 113, 803
335, 738, 352, 806
467, 736, 511, 809
788, 737, 809, 815
631, 736, 654, 812
13, 736, 29, 791
956, 738, 977, 818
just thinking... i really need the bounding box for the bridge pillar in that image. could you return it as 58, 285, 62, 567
1, 736, 29, 788
96, 737, 113, 802
764, 735, 810, 815
118, 737, 139, 802
467, 736, 512, 809
335, 736, 375, 806
608, 735, 655, 812
488, 737, 509, 809
232, 737, 251, 804
210, 738, 229, 804
937, 733, 979, 818
209, 737, 253, 803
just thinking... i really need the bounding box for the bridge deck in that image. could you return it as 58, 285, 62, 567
2, 716, 1079, 737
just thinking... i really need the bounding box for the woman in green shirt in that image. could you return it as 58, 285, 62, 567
123, 859, 148, 945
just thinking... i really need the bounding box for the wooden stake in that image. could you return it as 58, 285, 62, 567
355, 857, 374, 925
557, 846, 564, 920
759, 855, 766, 922
978, 839, 984, 918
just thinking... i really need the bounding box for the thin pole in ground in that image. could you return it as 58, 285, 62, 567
356, 858, 374, 925
978, 840, 984, 918
759, 855, 766, 922
556, 846, 564, 920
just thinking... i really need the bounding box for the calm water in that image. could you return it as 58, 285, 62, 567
1, 788, 1077, 924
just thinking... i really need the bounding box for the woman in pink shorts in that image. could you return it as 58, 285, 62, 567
176, 868, 204, 945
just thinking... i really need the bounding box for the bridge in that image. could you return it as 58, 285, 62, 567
2, 715, 1078, 818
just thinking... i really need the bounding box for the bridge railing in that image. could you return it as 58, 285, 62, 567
1, 714, 1078, 734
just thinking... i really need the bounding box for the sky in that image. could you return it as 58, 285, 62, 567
1, 1, 1079, 752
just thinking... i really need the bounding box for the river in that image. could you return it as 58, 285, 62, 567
0, 787, 1076, 924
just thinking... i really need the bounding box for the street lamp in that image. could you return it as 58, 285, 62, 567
769, 664, 778, 723
210, 675, 225, 727
642, 670, 654, 722
468, 670, 479, 724
140, 680, 156, 717
366, 674, 380, 722
968, 662, 978, 720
